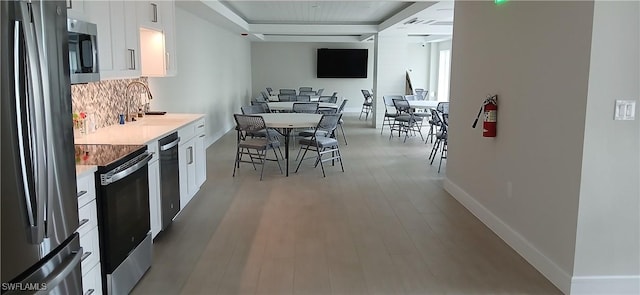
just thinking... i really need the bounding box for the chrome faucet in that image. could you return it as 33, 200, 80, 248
124, 81, 153, 122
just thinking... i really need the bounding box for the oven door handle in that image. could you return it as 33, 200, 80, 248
102, 153, 153, 185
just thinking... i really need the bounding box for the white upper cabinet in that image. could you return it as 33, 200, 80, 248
105, 1, 141, 79
83, 1, 114, 73
138, 0, 177, 77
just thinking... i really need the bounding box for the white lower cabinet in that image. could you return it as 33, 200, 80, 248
178, 118, 206, 210
82, 263, 103, 295
148, 158, 162, 238
76, 172, 102, 295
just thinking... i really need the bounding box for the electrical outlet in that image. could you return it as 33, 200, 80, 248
614, 100, 636, 120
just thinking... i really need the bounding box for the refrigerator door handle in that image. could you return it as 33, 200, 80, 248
37, 249, 83, 293
17, 2, 49, 245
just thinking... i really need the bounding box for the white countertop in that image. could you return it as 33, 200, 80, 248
75, 165, 97, 177
74, 113, 205, 145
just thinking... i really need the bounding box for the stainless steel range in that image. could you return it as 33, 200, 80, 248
75, 144, 153, 295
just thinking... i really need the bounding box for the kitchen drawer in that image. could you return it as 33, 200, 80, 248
82, 262, 103, 295
80, 227, 100, 276
77, 174, 96, 208
77, 200, 98, 234
178, 122, 195, 143
194, 118, 205, 134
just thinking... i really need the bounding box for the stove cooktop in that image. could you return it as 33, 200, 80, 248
74, 144, 146, 168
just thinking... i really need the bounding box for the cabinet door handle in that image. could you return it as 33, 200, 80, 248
151, 3, 158, 23
77, 190, 87, 197
165, 52, 169, 70
81, 251, 92, 262
84, 289, 95, 295
187, 146, 193, 164
128, 49, 135, 70
78, 218, 89, 228
199, 135, 205, 138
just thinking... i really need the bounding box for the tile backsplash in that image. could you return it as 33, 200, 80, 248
71, 77, 150, 129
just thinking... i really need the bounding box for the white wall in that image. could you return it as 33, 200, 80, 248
148, 7, 252, 145
373, 31, 410, 128
251, 42, 374, 112
444, 1, 595, 293
407, 43, 429, 91
572, 1, 640, 294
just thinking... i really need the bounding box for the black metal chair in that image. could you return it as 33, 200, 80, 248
280, 89, 296, 95
266, 87, 274, 96
389, 98, 424, 142
359, 89, 373, 120
299, 86, 313, 93
381, 95, 403, 135
428, 109, 448, 173
232, 114, 283, 180
292, 102, 318, 113
278, 94, 295, 102
296, 95, 311, 102
295, 114, 344, 177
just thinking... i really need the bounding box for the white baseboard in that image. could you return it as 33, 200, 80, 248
571, 275, 640, 295
443, 178, 572, 294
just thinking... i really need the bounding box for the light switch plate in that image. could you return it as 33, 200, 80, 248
614, 100, 636, 120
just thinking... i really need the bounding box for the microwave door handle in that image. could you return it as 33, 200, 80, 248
17, 2, 49, 245
91, 35, 98, 73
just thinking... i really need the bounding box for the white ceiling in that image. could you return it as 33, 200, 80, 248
176, 0, 454, 43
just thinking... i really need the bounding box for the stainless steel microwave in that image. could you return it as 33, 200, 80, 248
67, 19, 99, 84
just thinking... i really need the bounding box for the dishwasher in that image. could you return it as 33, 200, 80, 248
158, 132, 180, 230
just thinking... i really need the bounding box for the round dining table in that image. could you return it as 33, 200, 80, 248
259, 113, 322, 176
267, 102, 337, 112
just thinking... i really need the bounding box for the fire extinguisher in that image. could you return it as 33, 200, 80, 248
472, 94, 498, 137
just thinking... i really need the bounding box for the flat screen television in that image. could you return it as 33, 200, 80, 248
317, 48, 368, 78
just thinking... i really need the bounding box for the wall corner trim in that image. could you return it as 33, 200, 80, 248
570, 275, 640, 295
442, 177, 572, 294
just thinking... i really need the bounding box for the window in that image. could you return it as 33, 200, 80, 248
437, 49, 451, 102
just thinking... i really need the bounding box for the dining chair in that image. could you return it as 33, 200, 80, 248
278, 94, 294, 102
315, 88, 324, 96
381, 95, 403, 135
280, 89, 296, 95
295, 114, 344, 177
266, 87, 274, 96
428, 109, 448, 173
250, 101, 271, 113
232, 114, 283, 180
318, 96, 333, 102
299, 86, 312, 92
260, 91, 270, 101
360, 89, 373, 120
390, 98, 424, 142
336, 99, 348, 145
329, 92, 338, 103
296, 95, 311, 102
299, 91, 316, 96
292, 102, 319, 113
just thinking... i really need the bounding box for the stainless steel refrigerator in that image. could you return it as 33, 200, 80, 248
1, 1, 83, 294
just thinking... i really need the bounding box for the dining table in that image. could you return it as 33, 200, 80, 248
407, 100, 440, 109
268, 95, 321, 102
267, 102, 337, 112
259, 113, 322, 176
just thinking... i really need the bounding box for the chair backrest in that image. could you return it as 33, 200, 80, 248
436, 102, 449, 115
241, 105, 264, 115
318, 96, 333, 102
258, 92, 268, 102
278, 94, 294, 102
337, 99, 348, 113
316, 114, 342, 135
299, 87, 312, 92
280, 89, 296, 95
296, 95, 311, 102
393, 98, 412, 114
404, 95, 417, 101
266, 87, 273, 95
234, 114, 266, 132
430, 108, 445, 126
361, 89, 372, 99
315, 88, 324, 96
299, 91, 315, 96
250, 101, 270, 113
293, 102, 319, 113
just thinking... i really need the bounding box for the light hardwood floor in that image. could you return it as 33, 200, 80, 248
132, 114, 561, 295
